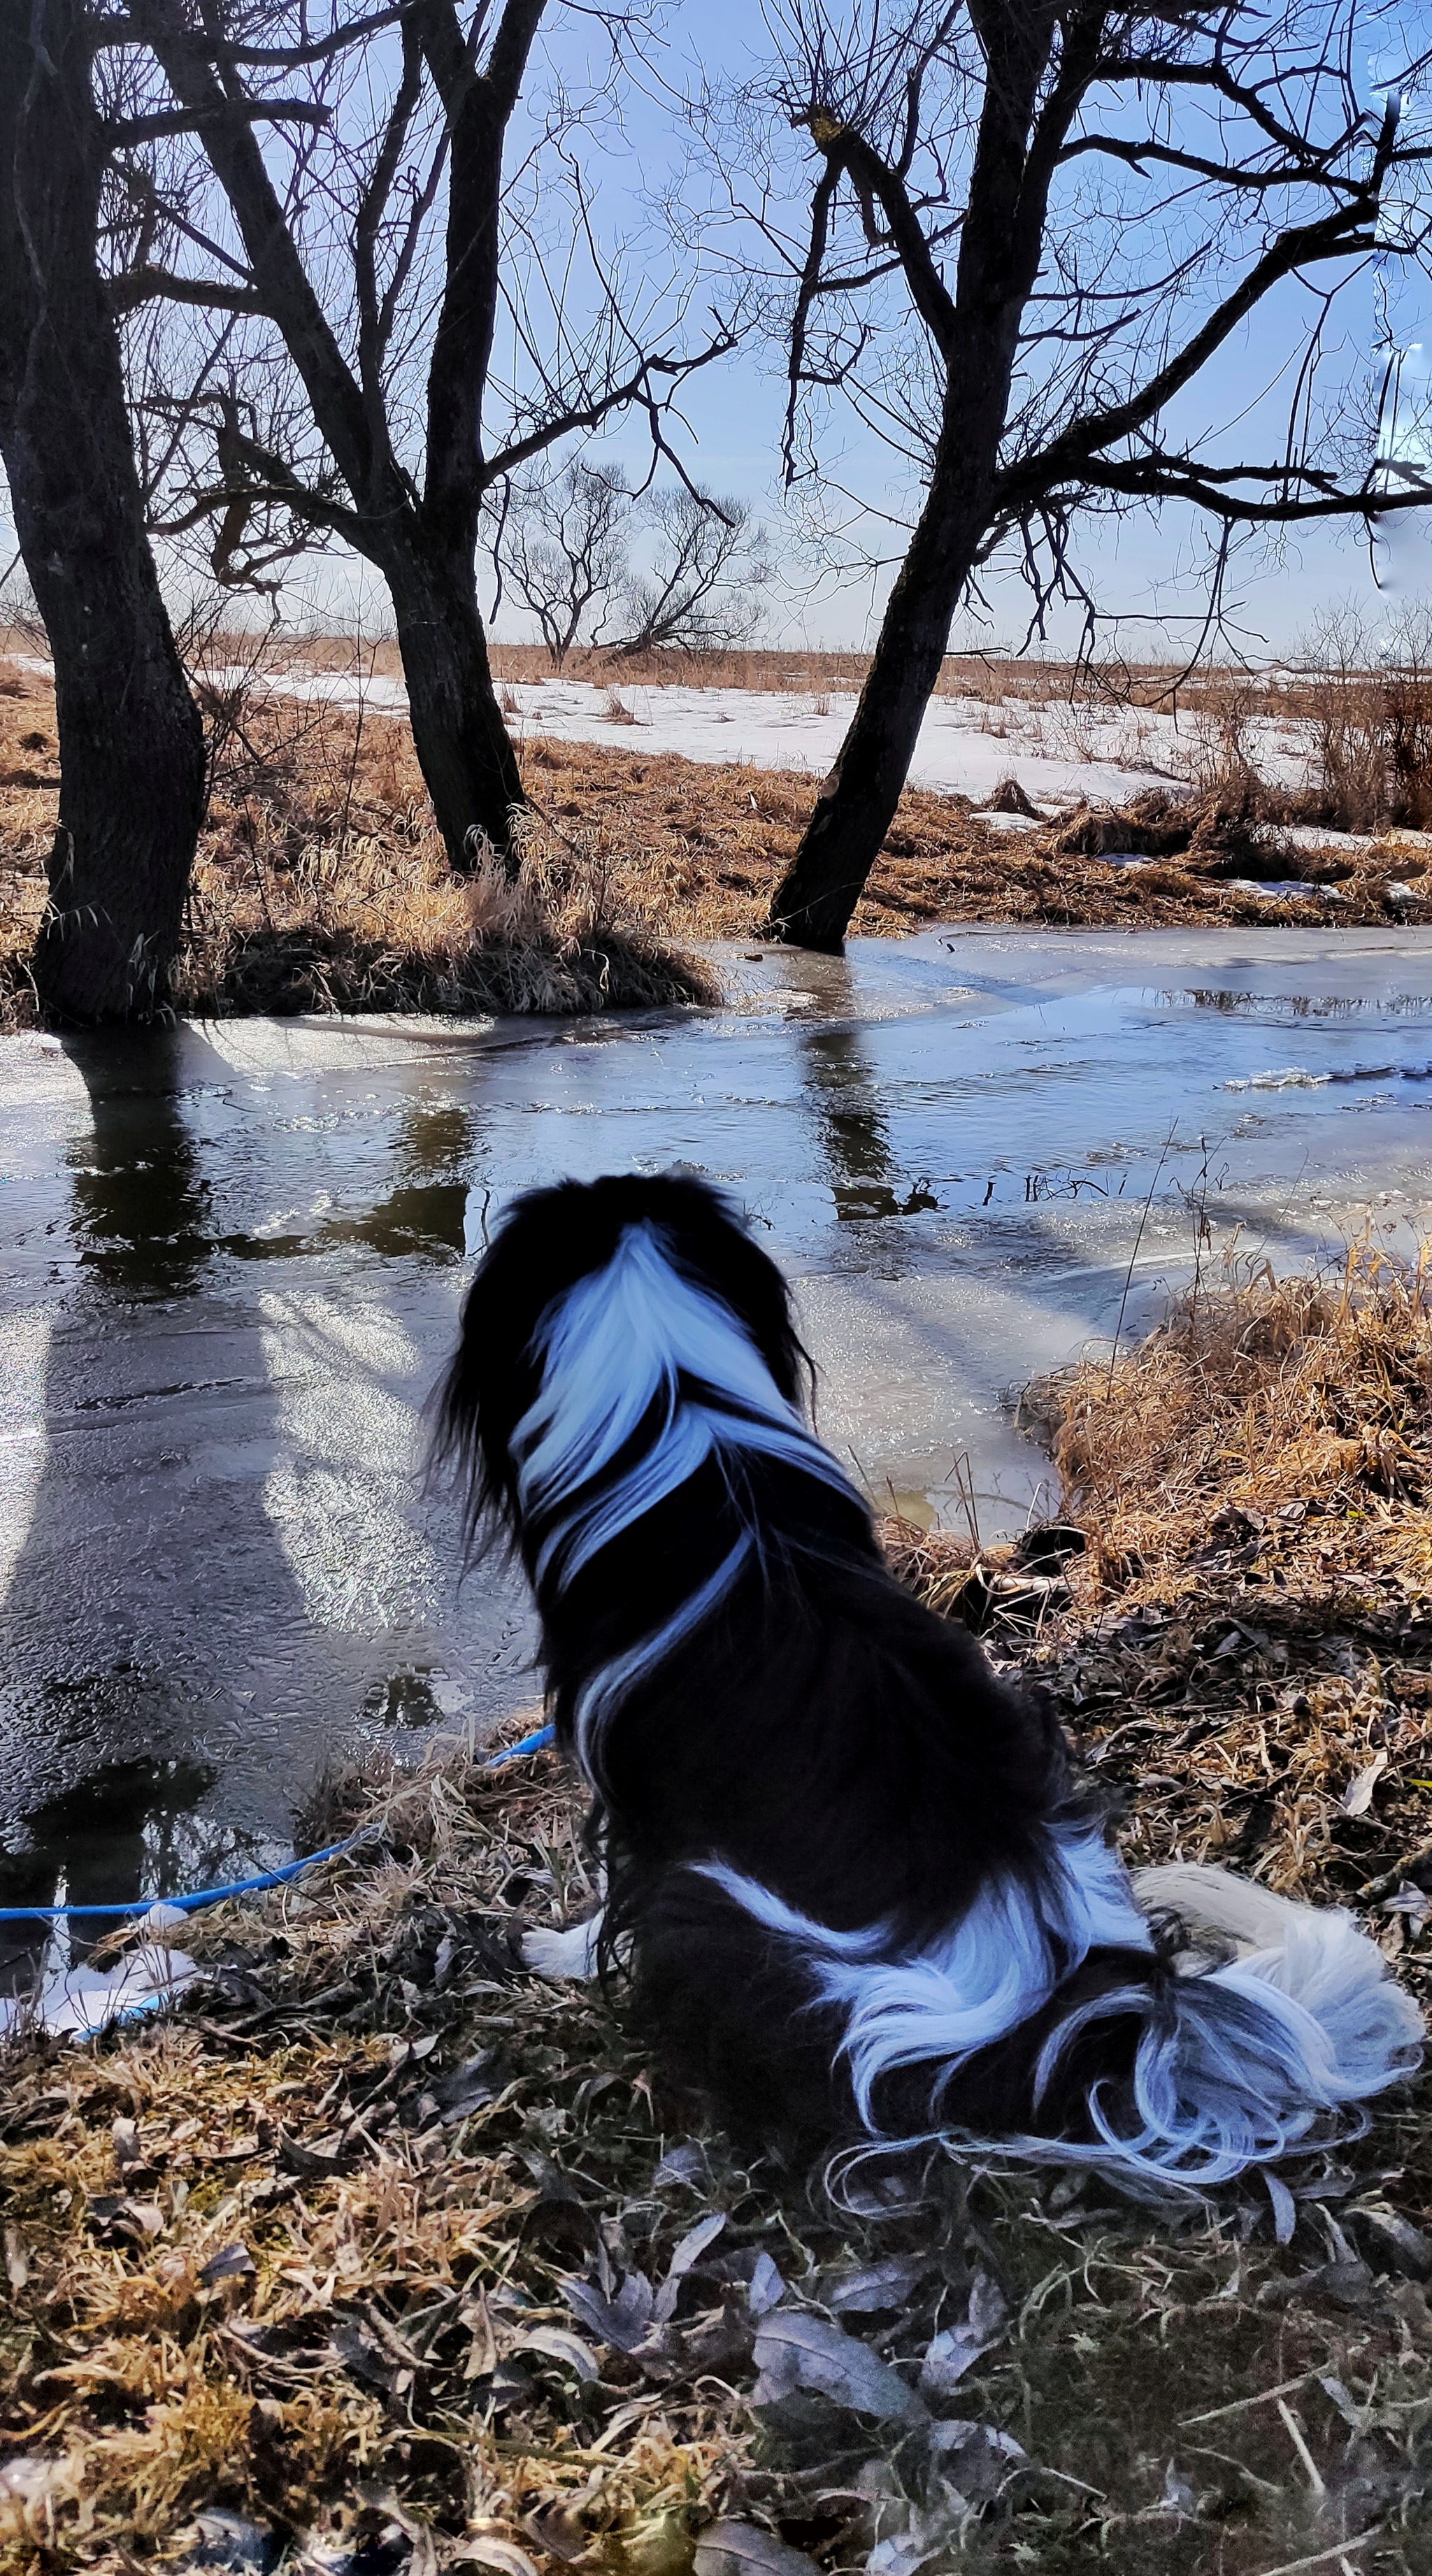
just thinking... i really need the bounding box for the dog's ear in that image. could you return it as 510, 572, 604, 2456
427, 1185, 561, 1550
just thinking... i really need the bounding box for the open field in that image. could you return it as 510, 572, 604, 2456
3, 1245, 1432, 2576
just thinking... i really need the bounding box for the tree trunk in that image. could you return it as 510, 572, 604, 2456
769, 0, 1066, 952
0, 0, 206, 1021
767, 466, 979, 949
383, 530, 526, 873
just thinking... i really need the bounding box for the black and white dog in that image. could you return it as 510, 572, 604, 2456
434, 1171, 1421, 2190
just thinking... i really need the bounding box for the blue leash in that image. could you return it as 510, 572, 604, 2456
0, 1722, 556, 1926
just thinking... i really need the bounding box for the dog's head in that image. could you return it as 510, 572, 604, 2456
431, 1171, 815, 1559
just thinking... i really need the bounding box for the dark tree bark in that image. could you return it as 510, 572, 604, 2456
768, 467, 986, 949
385, 527, 526, 862
0, 0, 205, 1019
769, 0, 1075, 948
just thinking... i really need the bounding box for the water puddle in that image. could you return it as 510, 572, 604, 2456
6, 924, 1432, 1926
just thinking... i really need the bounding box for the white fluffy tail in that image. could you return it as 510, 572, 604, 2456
1032, 1863, 1422, 2190
730, 1845, 1424, 2197
1132, 1859, 1310, 1952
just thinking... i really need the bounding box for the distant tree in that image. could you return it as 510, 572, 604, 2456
115, 0, 736, 873
0, 0, 205, 1020
697, 0, 1432, 946
499, 457, 633, 668
609, 486, 771, 657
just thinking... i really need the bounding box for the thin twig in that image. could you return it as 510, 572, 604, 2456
1106, 1121, 1177, 1397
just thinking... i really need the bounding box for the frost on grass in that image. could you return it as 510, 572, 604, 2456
6, 1253, 1432, 2574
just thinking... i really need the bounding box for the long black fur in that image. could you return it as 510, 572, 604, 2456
431, 1172, 1161, 2154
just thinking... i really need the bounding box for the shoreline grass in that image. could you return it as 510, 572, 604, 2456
3, 657, 1432, 1033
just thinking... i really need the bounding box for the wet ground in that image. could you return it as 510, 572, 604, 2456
6, 924, 1432, 1934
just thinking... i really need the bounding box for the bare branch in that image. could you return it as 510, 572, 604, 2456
108, 263, 268, 315
92, 6, 406, 66
482, 325, 738, 485
104, 99, 329, 146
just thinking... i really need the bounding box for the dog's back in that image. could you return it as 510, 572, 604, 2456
434, 1171, 1422, 2189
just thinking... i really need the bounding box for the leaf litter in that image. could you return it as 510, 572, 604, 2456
6, 1247, 1432, 2571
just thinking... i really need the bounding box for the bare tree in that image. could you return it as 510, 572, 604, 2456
110, 0, 736, 872
609, 485, 772, 657
696, 1, 1432, 946
499, 456, 633, 667
0, 0, 206, 1019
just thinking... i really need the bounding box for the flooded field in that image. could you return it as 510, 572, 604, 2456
5, 924, 1432, 1932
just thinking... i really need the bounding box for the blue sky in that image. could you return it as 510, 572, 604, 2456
529, 0, 1432, 660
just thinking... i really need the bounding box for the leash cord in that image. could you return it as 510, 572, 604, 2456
0, 1722, 556, 1925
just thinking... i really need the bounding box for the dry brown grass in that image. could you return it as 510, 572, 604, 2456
5, 644, 1432, 1033
887, 1242, 1432, 1916
6, 1254, 1432, 2573
3, 1719, 1432, 2576
1055, 1242, 1432, 1599
0, 673, 715, 1028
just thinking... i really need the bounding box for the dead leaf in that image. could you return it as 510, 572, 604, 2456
461, 2291, 497, 2379
563, 2270, 655, 2353
1380, 1880, 1432, 1927
326, 2318, 397, 2393
825, 2255, 932, 2314
747, 2251, 785, 2317
652, 2142, 706, 2187
752, 2309, 926, 2421
668, 2210, 726, 2277
278, 2130, 351, 2179
200, 2242, 257, 2287
522, 2504, 591, 2566
1353, 2206, 1432, 2280
654, 2211, 727, 2319
1263, 2170, 1298, 2246
187, 2507, 279, 2573
917, 2275, 1008, 2398
430, 2052, 508, 2123
929, 2417, 1027, 2505
513, 2326, 600, 2382
454, 2540, 540, 2576
1340, 1751, 1389, 1817
4, 2224, 28, 2291
694, 2520, 822, 2576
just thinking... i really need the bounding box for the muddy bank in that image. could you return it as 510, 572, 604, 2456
5, 660, 1432, 1036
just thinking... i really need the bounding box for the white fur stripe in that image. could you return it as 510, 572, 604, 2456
573, 1532, 753, 1777
515, 1222, 861, 1783
515, 1223, 856, 1590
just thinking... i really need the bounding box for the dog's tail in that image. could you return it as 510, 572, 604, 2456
703, 1846, 1421, 2193
1024, 1863, 1421, 2189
